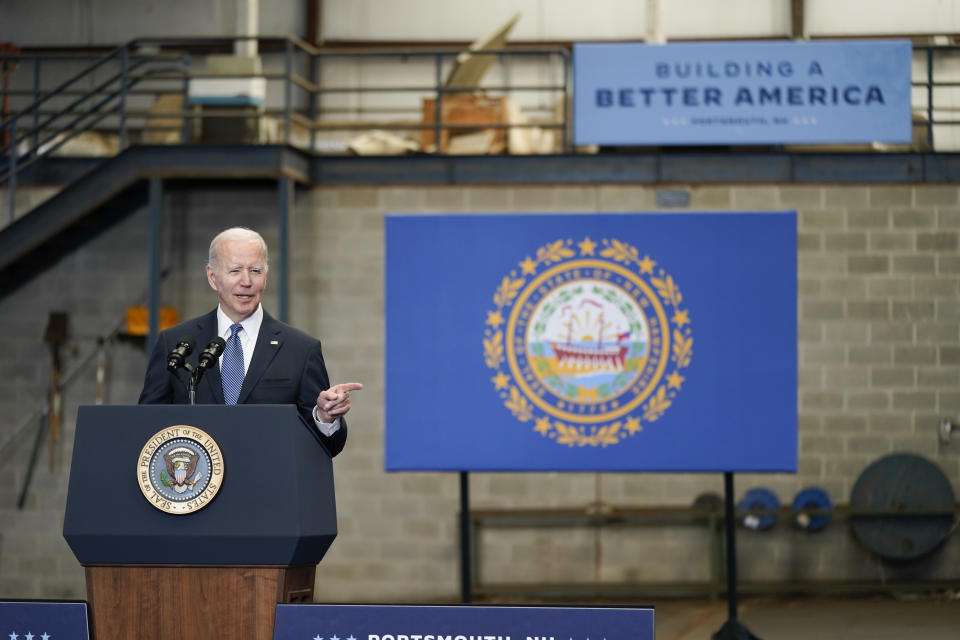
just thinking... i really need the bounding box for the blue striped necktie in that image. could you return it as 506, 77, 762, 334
221, 323, 245, 405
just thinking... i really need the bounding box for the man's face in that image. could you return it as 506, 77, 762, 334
206, 237, 268, 323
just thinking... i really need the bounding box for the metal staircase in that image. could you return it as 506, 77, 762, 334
0, 37, 312, 297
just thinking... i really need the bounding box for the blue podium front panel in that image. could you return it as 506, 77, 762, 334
64, 404, 337, 565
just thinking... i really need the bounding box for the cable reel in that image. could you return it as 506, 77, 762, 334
850, 453, 956, 560
737, 487, 780, 531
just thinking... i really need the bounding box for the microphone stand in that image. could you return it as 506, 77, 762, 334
188, 361, 217, 405
182, 364, 197, 405
171, 339, 223, 406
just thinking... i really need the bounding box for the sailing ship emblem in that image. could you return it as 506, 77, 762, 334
483, 236, 693, 447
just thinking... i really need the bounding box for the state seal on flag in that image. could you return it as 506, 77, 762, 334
137, 426, 224, 514
483, 236, 693, 447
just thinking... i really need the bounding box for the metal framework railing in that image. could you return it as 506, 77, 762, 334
0, 35, 571, 221
916, 44, 960, 150
2, 37, 959, 221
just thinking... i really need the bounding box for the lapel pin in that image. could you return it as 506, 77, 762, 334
270, 340, 279, 345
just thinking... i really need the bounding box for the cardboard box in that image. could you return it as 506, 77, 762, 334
421, 95, 507, 153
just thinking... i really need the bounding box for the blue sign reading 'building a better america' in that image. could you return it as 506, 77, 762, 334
274, 604, 653, 640
574, 40, 911, 145
385, 213, 797, 472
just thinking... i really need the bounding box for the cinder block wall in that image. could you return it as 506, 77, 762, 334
0, 182, 957, 601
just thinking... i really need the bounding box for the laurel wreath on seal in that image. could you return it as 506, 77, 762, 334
483, 237, 693, 448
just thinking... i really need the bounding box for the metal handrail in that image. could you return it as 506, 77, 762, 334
1, 44, 127, 125
3, 38, 959, 220
4, 39, 959, 144
1, 36, 571, 221
1, 41, 191, 220
0, 60, 154, 182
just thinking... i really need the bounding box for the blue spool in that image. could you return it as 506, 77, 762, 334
792, 487, 833, 531
737, 487, 780, 531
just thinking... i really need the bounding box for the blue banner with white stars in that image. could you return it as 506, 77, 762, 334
385, 212, 797, 472
1, 602, 90, 640
273, 604, 653, 640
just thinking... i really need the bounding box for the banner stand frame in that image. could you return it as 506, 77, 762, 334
712, 471, 762, 640
459, 471, 472, 603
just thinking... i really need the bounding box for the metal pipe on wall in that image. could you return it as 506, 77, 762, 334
792, 0, 808, 40
236, 0, 259, 57
646, 0, 665, 44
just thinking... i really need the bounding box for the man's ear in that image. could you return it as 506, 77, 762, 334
206, 265, 218, 291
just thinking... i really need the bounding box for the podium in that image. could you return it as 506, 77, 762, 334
63, 404, 338, 640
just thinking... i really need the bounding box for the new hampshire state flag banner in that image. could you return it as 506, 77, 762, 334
385, 212, 797, 472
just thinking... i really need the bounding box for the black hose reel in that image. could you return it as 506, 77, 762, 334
850, 453, 956, 561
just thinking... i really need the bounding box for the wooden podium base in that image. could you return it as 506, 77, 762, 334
85, 564, 316, 640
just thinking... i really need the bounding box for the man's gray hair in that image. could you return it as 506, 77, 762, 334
207, 227, 269, 272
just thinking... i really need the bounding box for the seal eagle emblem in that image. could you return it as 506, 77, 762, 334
483, 236, 693, 447
137, 426, 224, 514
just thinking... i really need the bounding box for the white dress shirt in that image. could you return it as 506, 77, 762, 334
216, 304, 340, 436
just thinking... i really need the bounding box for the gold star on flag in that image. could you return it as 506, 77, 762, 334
626, 416, 642, 434
671, 309, 690, 327
534, 416, 552, 435
638, 255, 656, 274
578, 236, 597, 255
486, 310, 505, 328
491, 371, 510, 390
667, 371, 685, 389
519, 256, 537, 275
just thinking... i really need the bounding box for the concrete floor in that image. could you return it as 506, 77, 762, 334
653, 595, 960, 640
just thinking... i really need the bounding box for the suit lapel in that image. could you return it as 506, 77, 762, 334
195, 310, 226, 405
237, 312, 283, 404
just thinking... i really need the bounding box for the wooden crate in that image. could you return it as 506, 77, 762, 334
421, 95, 507, 153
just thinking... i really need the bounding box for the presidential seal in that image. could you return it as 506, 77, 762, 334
483, 237, 693, 447
137, 426, 224, 514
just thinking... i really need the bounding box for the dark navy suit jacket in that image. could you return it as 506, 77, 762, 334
138, 309, 347, 456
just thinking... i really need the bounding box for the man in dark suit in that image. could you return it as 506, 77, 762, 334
138, 227, 360, 456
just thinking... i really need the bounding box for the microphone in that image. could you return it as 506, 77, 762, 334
194, 337, 226, 382
166, 335, 195, 372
